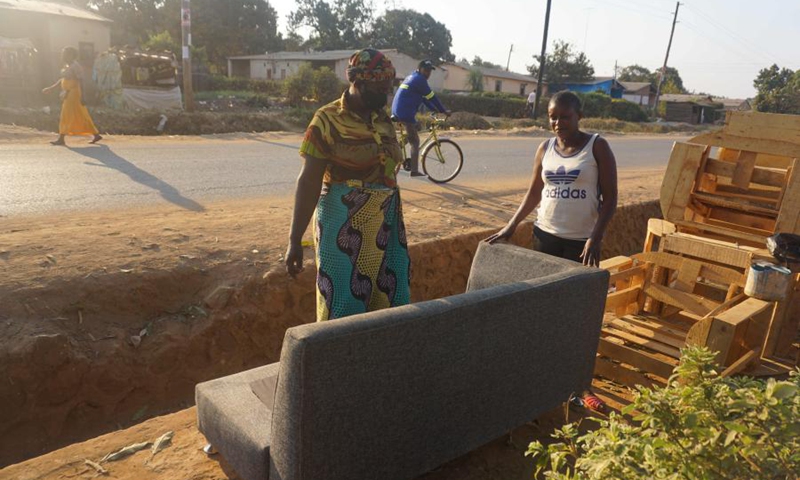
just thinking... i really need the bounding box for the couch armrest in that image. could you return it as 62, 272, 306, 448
467, 242, 584, 292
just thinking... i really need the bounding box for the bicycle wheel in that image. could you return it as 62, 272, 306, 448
421, 139, 463, 183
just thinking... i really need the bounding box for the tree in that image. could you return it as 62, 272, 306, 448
527, 40, 594, 85
85, 0, 166, 46
285, 63, 315, 106
313, 66, 345, 103
654, 66, 686, 93
466, 68, 484, 92
618, 64, 652, 83
289, 0, 374, 50
471, 56, 502, 70
753, 64, 800, 114
369, 9, 454, 64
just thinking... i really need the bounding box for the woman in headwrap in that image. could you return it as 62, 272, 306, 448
285, 48, 410, 321
42, 46, 102, 146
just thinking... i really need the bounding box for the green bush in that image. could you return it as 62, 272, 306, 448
284, 65, 315, 107
438, 93, 526, 118
285, 107, 317, 127
527, 347, 800, 480
313, 67, 346, 104
609, 99, 649, 122
200, 75, 282, 95
577, 92, 612, 118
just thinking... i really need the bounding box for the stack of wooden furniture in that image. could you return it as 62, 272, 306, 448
596, 111, 800, 389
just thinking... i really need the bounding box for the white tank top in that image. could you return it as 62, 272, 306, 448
535, 134, 601, 240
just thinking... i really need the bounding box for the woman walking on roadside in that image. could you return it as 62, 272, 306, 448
42, 46, 102, 146
486, 91, 617, 267
285, 48, 410, 321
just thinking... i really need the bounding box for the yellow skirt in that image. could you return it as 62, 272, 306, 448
59, 78, 98, 136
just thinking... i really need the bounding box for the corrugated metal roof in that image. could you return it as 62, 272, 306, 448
0, 0, 111, 22
445, 62, 537, 83
229, 49, 400, 61
620, 81, 652, 92
660, 94, 718, 106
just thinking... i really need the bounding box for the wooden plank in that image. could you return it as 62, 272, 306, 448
713, 184, 781, 202
632, 251, 744, 287
688, 132, 800, 160
764, 273, 800, 360
725, 111, 800, 146
708, 298, 774, 366
608, 265, 647, 288
605, 286, 641, 312
622, 314, 691, 337
775, 159, 800, 234
675, 260, 703, 293
593, 356, 664, 389
600, 256, 634, 272
607, 318, 686, 349
692, 192, 779, 217
644, 284, 719, 317
674, 220, 769, 245
661, 142, 708, 222
707, 209, 776, 232
732, 151, 758, 188
721, 348, 761, 377
661, 233, 754, 269
598, 338, 678, 380
603, 326, 682, 358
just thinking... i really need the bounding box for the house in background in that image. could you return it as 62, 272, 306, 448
440, 62, 538, 96
0, 0, 111, 99
712, 97, 752, 112
620, 81, 656, 106
227, 49, 445, 90
551, 76, 624, 98
660, 94, 722, 124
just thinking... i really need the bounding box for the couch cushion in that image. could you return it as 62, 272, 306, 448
269, 264, 608, 480
196, 362, 279, 480
467, 242, 586, 291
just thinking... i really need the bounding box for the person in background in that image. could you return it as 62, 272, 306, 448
285, 48, 411, 321
526, 90, 537, 117
42, 46, 102, 146
391, 60, 450, 177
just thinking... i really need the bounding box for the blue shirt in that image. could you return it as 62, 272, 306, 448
391, 71, 446, 123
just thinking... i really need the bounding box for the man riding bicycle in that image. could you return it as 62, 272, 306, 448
391, 59, 450, 177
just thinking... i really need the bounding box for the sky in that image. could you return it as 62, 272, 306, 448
267, 0, 800, 99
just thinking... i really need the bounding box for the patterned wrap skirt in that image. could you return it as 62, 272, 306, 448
314, 181, 411, 321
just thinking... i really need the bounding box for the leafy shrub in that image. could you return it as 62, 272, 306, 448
576, 92, 612, 118
199, 75, 282, 95
284, 107, 317, 127
313, 67, 346, 104
609, 99, 649, 122
245, 94, 272, 109
438, 93, 526, 118
527, 347, 799, 480
284, 65, 315, 107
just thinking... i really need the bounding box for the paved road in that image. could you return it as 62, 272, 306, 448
0, 135, 688, 217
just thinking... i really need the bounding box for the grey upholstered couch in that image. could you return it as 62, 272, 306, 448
196, 242, 608, 480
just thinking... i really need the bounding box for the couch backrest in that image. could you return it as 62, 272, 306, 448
268, 245, 608, 480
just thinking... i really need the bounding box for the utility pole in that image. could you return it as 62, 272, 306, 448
506, 44, 513, 71
613, 60, 618, 80
652, 1, 680, 115
181, 0, 194, 112
532, 0, 552, 119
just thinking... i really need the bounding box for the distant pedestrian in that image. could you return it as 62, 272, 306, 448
41, 46, 102, 146
285, 48, 410, 321
486, 91, 618, 267
525, 91, 537, 117
391, 59, 450, 176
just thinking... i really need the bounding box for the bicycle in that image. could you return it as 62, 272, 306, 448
393, 114, 464, 184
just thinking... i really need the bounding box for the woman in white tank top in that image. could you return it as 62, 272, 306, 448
486, 91, 618, 266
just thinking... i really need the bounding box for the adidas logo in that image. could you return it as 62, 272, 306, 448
544, 166, 581, 185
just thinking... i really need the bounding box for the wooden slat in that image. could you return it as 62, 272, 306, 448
661, 142, 708, 222
708, 298, 774, 366
710, 186, 780, 204
593, 356, 665, 389
775, 159, 800, 234
602, 326, 682, 358
688, 132, 800, 160
607, 318, 686, 349
661, 233, 754, 269
692, 192, 779, 217
725, 111, 800, 146
707, 209, 775, 232
721, 348, 761, 377
600, 255, 634, 272
622, 314, 690, 337
732, 151, 758, 188
644, 284, 719, 317
608, 265, 647, 288
632, 251, 744, 287
597, 338, 677, 379
605, 286, 641, 312
674, 220, 768, 245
